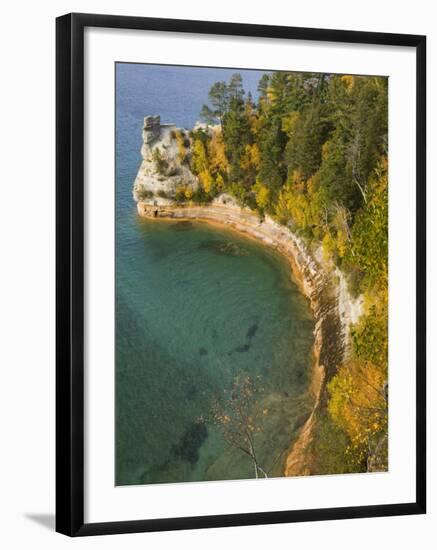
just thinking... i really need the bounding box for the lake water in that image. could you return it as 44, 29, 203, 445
115, 63, 315, 485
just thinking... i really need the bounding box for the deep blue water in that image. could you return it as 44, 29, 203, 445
115, 63, 314, 485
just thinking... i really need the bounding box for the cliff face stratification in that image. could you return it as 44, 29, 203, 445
133, 115, 198, 204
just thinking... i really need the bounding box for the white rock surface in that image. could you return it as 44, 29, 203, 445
133, 115, 198, 203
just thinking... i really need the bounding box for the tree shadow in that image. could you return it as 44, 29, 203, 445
25, 513, 55, 531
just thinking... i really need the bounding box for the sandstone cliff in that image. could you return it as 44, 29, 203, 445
133, 115, 199, 204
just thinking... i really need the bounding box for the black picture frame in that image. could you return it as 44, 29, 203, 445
56, 12, 426, 537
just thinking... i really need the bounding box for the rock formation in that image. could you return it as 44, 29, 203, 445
142, 115, 161, 144
133, 115, 198, 205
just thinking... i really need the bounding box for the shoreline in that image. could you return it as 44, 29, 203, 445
137, 199, 355, 476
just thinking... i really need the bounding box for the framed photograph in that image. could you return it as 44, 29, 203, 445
56, 13, 426, 536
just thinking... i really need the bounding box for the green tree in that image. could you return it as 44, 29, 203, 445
222, 95, 253, 187
200, 81, 229, 123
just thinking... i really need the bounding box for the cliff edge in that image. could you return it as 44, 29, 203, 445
133, 115, 199, 204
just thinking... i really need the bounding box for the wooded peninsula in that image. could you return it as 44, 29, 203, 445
135, 70, 388, 474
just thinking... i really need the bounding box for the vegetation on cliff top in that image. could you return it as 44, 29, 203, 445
186, 70, 388, 473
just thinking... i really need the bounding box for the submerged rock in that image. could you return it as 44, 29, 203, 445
199, 240, 248, 257
171, 422, 208, 465
218, 241, 248, 256
229, 343, 251, 355
171, 221, 193, 231
246, 322, 259, 340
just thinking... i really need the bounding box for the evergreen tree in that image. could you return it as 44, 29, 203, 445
222, 95, 253, 187
200, 81, 229, 123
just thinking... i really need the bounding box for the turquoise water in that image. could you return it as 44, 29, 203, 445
115, 64, 315, 485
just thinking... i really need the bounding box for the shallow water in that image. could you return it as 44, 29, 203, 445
115, 64, 315, 485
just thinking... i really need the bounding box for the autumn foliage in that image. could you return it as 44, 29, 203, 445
189, 71, 388, 472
